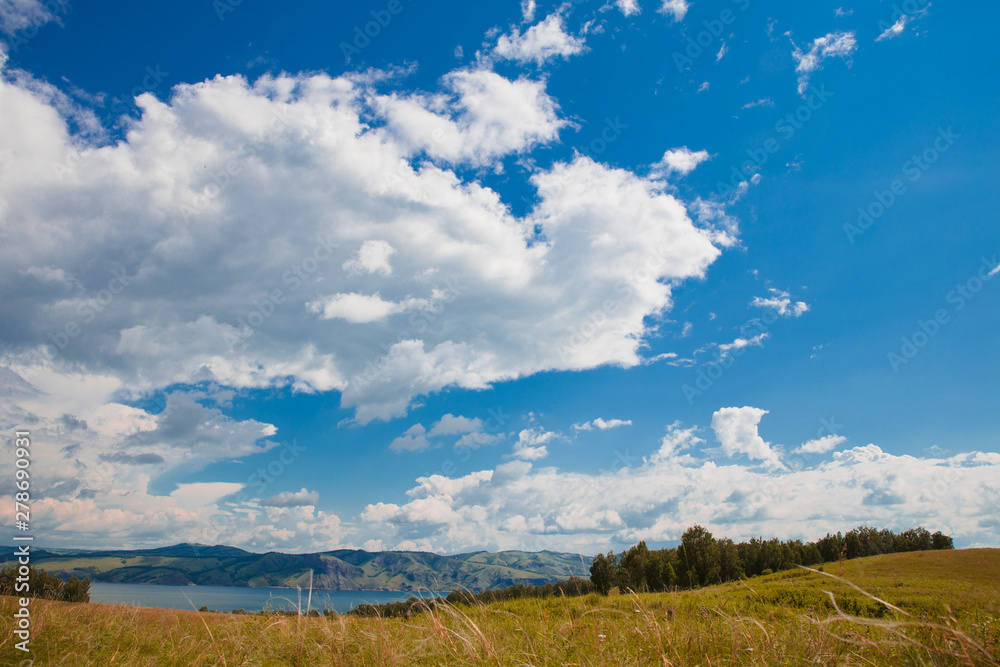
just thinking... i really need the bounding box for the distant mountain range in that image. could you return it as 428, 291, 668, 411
2, 544, 593, 592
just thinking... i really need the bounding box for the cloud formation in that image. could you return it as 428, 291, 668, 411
493, 13, 586, 66
574, 417, 632, 431
512, 427, 558, 461
658, 0, 689, 22
616, 0, 640, 17
260, 488, 320, 507
652, 147, 712, 178
796, 434, 847, 455
5, 364, 998, 555
358, 419, 1000, 554
751, 288, 810, 318
0, 0, 56, 35
791, 31, 857, 94
710, 406, 783, 468
0, 368, 347, 552
0, 54, 731, 428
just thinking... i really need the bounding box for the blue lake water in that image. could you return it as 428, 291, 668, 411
90, 582, 440, 613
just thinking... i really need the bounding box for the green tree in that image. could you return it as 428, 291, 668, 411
844, 530, 863, 559
0, 566, 89, 602
680, 525, 721, 586
61, 576, 90, 603
662, 562, 676, 589
801, 543, 822, 566
718, 538, 743, 582
931, 531, 954, 550
813, 532, 844, 564
589, 552, 615, 595
643, 550, 664, 592
619, 541, 652, 593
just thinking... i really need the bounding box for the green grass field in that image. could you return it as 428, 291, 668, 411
2, 549, 998, 666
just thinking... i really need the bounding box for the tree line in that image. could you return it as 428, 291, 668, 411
0, 565, 91, 603
589, 525, 954, 595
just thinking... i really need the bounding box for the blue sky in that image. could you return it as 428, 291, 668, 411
1, 0, 998, 555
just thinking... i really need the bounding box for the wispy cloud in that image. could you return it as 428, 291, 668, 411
616, 0, 640, 17
791, 30, 857, 94
574, 417, 632, 431
0, 0, 56, 35
260, 488, 320, 507
658, 0, 688, 22
795, 435, 847, 455
741, 98, 774, 109
389, 424, 433, 453
876, 5, 930, 42
877, 15, 911, 41
717, 332, 769, 357
751, 288, 810, 318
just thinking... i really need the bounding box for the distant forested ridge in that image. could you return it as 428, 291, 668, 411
0, 544, 592, 592
589, 525, 954, 594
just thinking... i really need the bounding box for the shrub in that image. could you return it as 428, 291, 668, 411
0, 565, 90, 603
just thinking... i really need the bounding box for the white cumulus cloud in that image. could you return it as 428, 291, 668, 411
652, 147, 712, 178
342, 240, 396, 277
711, 406, 783, 467
493, 13, 586, 66
308, 292, 418, 324
0, 41, 730, 432
358, 424, 1000, 554
512, 427, 558, 461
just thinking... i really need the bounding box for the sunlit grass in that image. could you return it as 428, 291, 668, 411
2, 549, 997, 666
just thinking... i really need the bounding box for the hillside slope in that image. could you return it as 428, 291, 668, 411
3, 549, 996, 666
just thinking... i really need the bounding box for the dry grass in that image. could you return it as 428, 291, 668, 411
1, 549, 997, 666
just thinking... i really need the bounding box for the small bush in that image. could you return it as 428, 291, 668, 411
0, 565, 90, 603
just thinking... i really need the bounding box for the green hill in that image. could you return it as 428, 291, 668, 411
0, 544, 592, 591
4, 549, 996, 666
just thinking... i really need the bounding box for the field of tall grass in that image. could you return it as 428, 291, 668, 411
2, 549, 997, 666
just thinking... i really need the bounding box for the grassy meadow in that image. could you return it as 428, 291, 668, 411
2, 549, 997, 666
